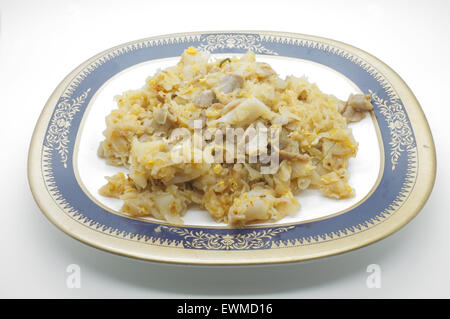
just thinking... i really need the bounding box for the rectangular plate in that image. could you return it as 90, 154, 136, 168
28, 31, 436, 265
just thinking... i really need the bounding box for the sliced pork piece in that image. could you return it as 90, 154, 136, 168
194, 89, 216, 108
219, 74, 244, 93
341, 94, 374, 123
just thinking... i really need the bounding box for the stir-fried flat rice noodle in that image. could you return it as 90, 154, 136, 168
98, 47, 373, 226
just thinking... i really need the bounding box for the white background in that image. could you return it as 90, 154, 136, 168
0, 0, 448, 298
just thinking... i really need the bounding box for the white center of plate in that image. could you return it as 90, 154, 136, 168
75, 55, 381, 226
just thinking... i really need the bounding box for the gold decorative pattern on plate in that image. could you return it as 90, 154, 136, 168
158, 226, 295, 250
198, 34, 279, 55
45, 88, 91, 168
369, 89, 414, 170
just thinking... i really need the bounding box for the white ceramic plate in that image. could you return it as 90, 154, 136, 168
28, 31, 436, 265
